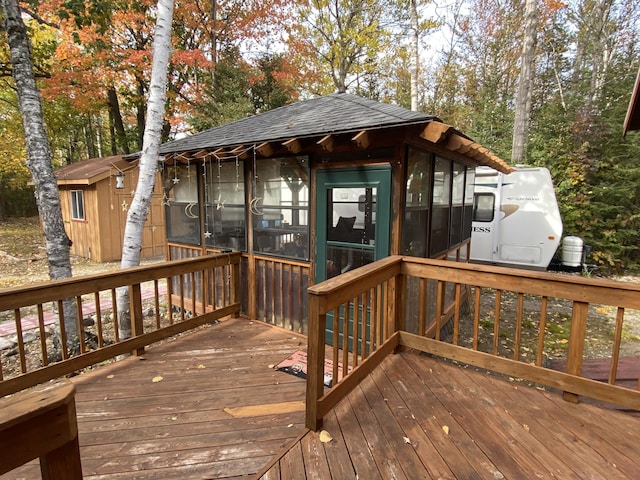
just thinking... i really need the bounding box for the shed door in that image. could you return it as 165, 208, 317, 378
315, 166, 392, 349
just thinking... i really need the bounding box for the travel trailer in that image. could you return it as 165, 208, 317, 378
470, 166, 565, 270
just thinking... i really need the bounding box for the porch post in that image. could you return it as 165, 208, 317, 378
563, 301, 589, 403
305, 293, 326, 431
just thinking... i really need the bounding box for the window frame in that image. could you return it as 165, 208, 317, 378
70, 190, 85, 221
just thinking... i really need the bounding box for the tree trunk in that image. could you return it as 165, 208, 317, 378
117, 0, 174, 340
1, 0, 78, 346
512, 0, 537, 164
410, 0, 419, 111
107, 86, 130, 154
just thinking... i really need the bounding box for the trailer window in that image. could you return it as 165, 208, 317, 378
473, 193, 495, 222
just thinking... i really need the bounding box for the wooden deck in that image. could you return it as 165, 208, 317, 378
3, 317, 640, 479
3, 318, 309, 479
259, 352, 640, 479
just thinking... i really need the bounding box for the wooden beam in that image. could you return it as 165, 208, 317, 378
282, 137, 302, 154
317, 134, 334, 152
192, 150, 209, 158
256, 141, 275, 157
351, 130, 370, 149
445, 134, 473, 154
230, 145, 250, 159
420, 121, 452, 144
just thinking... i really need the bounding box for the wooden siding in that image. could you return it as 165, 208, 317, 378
59, 171, 165, 262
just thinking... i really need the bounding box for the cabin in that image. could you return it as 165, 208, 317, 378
55, 155, 166, 262
157, 93, 512, 333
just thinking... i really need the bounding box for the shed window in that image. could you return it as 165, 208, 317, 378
70, 190, 85, 221
253, 157, 309, 260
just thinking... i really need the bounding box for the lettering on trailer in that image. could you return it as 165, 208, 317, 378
472, 226, 492, 233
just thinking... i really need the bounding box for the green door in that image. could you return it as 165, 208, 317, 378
315, 166, 392, 349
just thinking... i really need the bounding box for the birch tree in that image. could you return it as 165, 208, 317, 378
117, 0, 174, 340
1, 0, 78, 346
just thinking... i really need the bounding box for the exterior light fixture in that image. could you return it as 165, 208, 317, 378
115, 172, 125, 189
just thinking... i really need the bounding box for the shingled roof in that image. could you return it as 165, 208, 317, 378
158, 93, 512, 173
160, 93, 435, 155
55, 155, 132, 185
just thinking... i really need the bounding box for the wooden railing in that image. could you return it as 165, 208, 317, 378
0, 379, 82, 479
306, 255, 640, 430
0, 253, 241, 397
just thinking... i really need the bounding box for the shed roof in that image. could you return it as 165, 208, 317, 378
159, 93, 512, 173
55, 155, 132, 186
624, 67, 640, 135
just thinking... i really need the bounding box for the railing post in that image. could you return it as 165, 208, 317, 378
0, 380, 83, 479
129, 283, 145, 356
305, 293, 326, 431
563, 301, 589, 403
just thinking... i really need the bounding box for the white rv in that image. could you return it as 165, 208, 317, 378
470, 166, 563, 270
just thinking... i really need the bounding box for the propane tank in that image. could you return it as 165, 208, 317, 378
562, 236, 584, 268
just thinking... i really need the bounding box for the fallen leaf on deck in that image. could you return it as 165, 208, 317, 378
107, 375, 114, 379
268, 364, 275, 369
319, 430, 333, 443
288, 423, 294, 428
442, 425, 449, 435
152, 376, 164, 383
523, 424, 530, 432
403, 436, 411, 444
197, 364, 205, 369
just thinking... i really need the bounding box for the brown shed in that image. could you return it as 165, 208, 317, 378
157, 93, 512, 332
55, 155, 166, 262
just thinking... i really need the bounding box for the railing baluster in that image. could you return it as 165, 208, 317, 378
332, 307, 340, 384
154, 280, 161, 328
76, 296, 86, 354
94, 292, 104, 348
473, 287, 481, 351
609, 307, 625, 385
514, 293, 524, 361
453, 283, 461, 345
191, 271, 197, 315
536, 296, 548, 367
418, 278, 427, 336
493, 289, 501, 356
342, 302, 349, 374
14, 309, 26, 373
37, 304, 48, 366
435, 280, 444, 341
111, 289, 120, 343
57, 300, 68, 359
179, 274, 185, 322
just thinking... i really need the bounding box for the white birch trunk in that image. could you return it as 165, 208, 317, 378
117, 0, 174, 340
1, 0, 79, 347
410, 0, 419, 111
